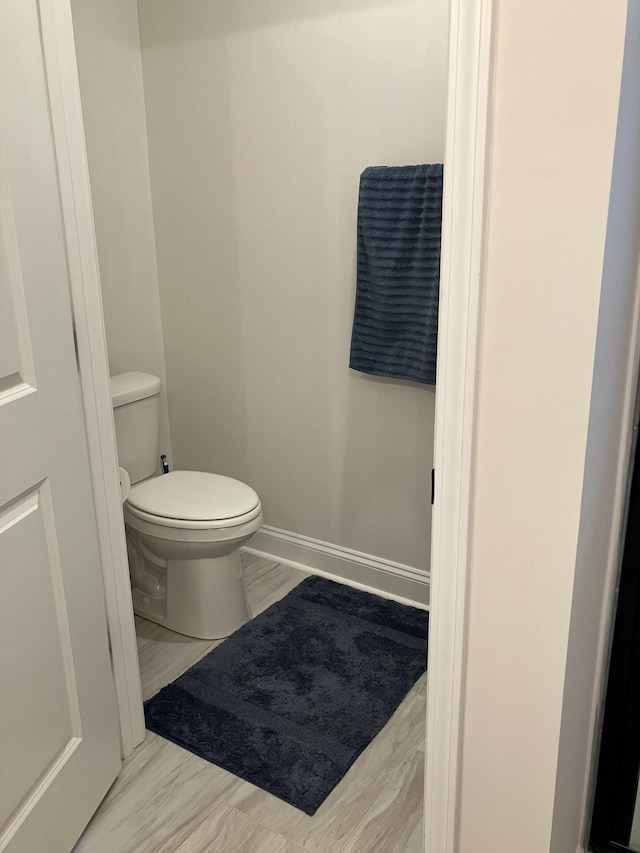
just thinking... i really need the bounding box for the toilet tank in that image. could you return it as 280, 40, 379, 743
110, 372, 162, 485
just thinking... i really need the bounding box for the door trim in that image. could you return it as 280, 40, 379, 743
424, 1, 494, 851
39, 0, 145, 758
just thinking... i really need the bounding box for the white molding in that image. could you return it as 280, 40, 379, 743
39, 0, 145, 757
244, 525, 429, 609
424, 0, 494, 851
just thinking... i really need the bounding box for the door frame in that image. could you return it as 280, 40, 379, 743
39, 0, 145, 758
424, 0, 493, 851
41, 0, 494, 841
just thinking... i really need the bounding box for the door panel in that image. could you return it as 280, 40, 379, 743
0, 1, 121, 851
0, 163, 36, 400
0, 485, 80, 827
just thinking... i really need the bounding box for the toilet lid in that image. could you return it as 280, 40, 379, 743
127, 470, 260, 522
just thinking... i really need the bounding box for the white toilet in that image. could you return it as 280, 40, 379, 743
111, 371, 262, 640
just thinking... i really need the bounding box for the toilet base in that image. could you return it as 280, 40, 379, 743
130, 547, 250, 640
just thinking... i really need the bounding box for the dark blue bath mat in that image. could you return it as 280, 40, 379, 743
144, 575, 428, 815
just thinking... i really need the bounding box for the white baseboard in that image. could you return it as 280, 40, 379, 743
243, 524, 430, 609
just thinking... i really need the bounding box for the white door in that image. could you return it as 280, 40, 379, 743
0, 2, 121, 852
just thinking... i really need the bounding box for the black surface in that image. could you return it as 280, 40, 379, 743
145, 576, 428, 815
590, 440, 640, 852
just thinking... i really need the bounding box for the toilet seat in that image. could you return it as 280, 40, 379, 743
126, 470, 261, 530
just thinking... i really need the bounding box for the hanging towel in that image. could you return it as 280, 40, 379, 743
349, 164, 443, 385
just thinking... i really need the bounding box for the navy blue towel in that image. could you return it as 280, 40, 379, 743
349, 164, 443, 385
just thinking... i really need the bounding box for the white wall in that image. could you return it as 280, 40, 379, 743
137, 0, 448, 571
71, 0, 172, 467
457, 0, 630, 851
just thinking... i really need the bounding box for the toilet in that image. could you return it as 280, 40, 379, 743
111, 371, 262, 640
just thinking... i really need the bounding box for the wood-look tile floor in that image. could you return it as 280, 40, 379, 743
74, 554, 426, 853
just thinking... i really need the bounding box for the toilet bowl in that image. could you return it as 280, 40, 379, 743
123, 470, 262, 639
111, 372, 262, 640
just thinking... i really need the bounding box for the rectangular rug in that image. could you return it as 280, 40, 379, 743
144, 575, 429, 815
